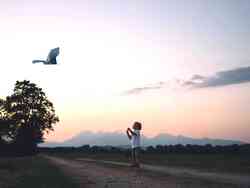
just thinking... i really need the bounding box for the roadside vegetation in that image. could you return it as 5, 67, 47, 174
0, 155, 80, 188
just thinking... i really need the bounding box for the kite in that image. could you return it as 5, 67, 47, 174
32, 47, 60, 65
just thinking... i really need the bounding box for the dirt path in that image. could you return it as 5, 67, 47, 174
44, 155, 249, 188
76, 158, 250, 186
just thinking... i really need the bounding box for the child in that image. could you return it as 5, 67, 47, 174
126, 121, 142, 167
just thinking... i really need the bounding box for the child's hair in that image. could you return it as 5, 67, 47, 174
133, 121, 142, 130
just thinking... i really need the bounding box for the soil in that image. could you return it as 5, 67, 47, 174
44, 155, 249, 188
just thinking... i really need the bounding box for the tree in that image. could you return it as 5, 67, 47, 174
5, 80, 59, 154
0, 98, 6, 139
0, 98, 12, 143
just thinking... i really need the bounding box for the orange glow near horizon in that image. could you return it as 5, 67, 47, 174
45, 84, 250, 143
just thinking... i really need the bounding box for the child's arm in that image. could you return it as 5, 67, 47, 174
127, 128, 137, 136
126, 128, 132, 140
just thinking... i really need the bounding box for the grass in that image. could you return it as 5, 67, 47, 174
0, 155, 80, 188
48, 151, 250, 175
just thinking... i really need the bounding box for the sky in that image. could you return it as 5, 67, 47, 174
0, 0, 250, 143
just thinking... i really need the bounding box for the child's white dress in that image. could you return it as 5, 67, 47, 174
131, 129, 140, 148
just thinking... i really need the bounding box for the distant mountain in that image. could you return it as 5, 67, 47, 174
142, 133, 245, 146
63, 131, 128, 147
40, 131, 246, 147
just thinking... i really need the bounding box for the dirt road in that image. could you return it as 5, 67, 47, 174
44, 156, 249, 188
76, 158, 250, 186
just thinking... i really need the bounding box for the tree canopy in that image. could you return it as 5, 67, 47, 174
0, 80, 59, 155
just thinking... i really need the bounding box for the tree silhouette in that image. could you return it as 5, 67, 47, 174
4, 80, 59, 154
0, 98, 12, 143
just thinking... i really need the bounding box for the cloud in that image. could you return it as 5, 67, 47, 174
183, 66, 250, 88
122, 82, 166, 95
191, 74, 206, 81
122, 66, 250, 95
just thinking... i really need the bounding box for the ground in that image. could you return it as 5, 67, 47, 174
44, 155, 250, 188
0, 156, 79, 188
48, 151, 250, 175
1, 154, 250, 188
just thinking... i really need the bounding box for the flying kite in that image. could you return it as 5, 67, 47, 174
32, 47, 60, 65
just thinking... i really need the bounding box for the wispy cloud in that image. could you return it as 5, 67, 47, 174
122, 82, 166, 95
123, 66, 250, 95
183, 66, 250, 88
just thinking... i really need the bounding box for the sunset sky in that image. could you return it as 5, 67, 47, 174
1, 0, 250, 143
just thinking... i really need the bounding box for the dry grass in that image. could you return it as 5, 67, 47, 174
0, 156, 80, 188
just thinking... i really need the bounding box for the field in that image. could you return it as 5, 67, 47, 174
0, 156, 80, 188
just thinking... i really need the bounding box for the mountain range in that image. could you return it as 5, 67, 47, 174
40, 131, 246, 147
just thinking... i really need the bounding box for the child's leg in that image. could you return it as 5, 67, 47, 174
134, 147, 140, 165
131, 148, 136, 165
